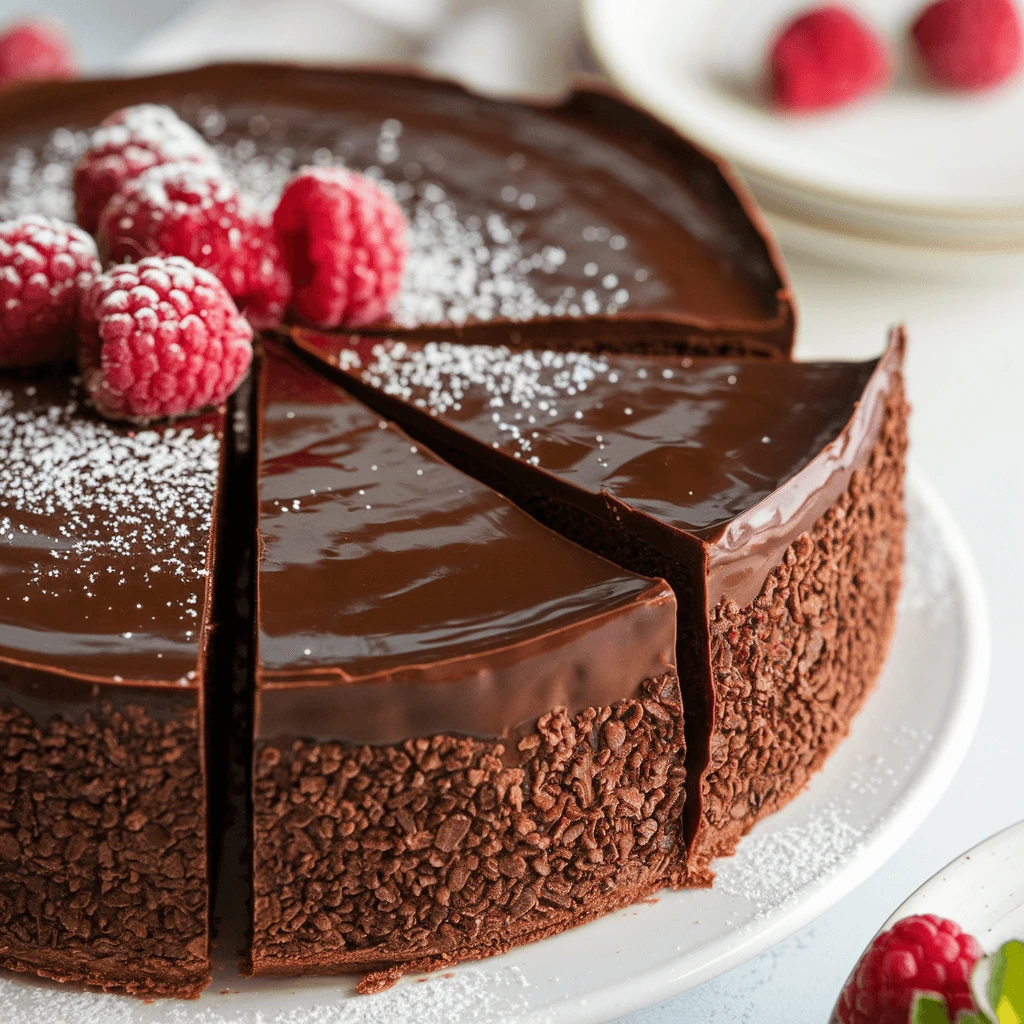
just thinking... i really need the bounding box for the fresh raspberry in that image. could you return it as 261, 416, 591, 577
74, 104, 217, 233
770, 6, 891, 111
98, 162, 291, 328
0, 19, 78, 88
834, 915, 984, 1024
0, 215, 99, 370
912, 0, 1024, 91
272, 167, 407, 329
77, 256, 253, 423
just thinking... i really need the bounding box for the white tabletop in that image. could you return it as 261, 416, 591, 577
3, 2, 1022, 1018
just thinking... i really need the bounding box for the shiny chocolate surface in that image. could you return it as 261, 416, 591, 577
0, 375, 221, 683
0, 64, 790, 345
256, 344, 677, 741
296, 329, 902, 608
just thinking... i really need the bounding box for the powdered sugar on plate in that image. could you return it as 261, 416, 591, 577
0, 965, 537, 1024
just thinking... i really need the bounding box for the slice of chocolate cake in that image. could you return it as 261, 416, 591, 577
0, 375, 228, 996
291, 328, 908, 867
0, 63, 792, 356
249, 342, 685, 984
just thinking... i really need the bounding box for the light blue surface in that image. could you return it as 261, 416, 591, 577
0, 3, 1016, 1022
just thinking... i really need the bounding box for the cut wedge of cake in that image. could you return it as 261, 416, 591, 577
291, 327, 908, 866
249, 342, 686, 983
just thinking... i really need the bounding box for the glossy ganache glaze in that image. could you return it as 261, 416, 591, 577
255, 342, 677, 741
289, 325, 907, 863
0, 374, 224, 996
0, 63, 792, 353
250, 343, 687, 978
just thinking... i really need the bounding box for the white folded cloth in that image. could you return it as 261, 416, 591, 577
130, 0, 586, 97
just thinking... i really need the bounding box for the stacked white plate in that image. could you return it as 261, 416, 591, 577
584, 0, 1024, 276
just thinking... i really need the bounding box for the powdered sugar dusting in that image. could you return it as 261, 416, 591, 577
342, 340, 648, 466
715, 806, 863, 913
214, 131, 628, 328
1, 106, 647, 328
92, 104, 214, 163
0, 380, 219, 637
0, 965, 535, 1024
0, 128, 86, 221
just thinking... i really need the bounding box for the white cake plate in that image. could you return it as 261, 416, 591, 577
0, 468, 989, 1024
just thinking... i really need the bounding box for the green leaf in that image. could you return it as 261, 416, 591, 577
988, 940, 1024, 1024
912, 993, 953, 1024
958, 1012, 995, 1024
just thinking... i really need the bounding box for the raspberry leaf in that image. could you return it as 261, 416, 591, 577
912, 994, 954, 1024
988, 940, 1024, 1023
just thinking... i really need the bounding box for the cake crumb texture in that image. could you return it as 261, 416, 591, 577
251, 675, 685, 979
0, 695, 210, 997
699, 385, 909, 863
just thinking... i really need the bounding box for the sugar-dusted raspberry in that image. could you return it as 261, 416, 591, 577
77, 255, 253, 423
912, 0, 1024, 91
0, 215, 99, 370
834, 914, 984, 1024
74, 104, 217, 233
98, 161, 291, 329
0, 19, 78, 88
272, 166, 407, 329
770, 6, 891, 112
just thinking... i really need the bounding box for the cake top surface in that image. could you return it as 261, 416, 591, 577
257, 345, 674, 685
318, 335, 879, 539
0, 375, 221, 684
0, 64, 788, 340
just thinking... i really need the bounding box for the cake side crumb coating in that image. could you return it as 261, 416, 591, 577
250, 674, 685, 983
0, 695, 210, 997
697, 385, 908, 865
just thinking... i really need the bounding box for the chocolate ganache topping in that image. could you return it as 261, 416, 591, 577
0, 374, 223, 689
292, 327, 904, 609
254, 343, 678, 746
0, 63, 792, 353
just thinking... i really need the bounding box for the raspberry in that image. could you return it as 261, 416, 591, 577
770, 6, 891, 111
0, 215, 99, 370
834, 915, 984, 1024
912, 0, 1024, 91
98, 162, 290, 329
272, 166, 407, 329
0, 19, 78, 88
74, 104, 217, 233
77, 256, 253, 423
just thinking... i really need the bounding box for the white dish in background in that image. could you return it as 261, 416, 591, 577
0, 471, 990, 1024
764, 210, 1024, 283
585, 0, 1024, 265
584, 0, 1024, 215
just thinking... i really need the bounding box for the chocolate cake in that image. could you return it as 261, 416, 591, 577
0, 374, 226, 997
249, 342, 685, 983
0, 62, 907, 999
289, 327, 908, 867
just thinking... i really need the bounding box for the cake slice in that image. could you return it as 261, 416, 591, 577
0, 374, 228, 997
248, 342, 685, 984
291, 327, 908, 865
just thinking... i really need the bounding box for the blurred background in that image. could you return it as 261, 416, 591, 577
2, 0, 1023, 1021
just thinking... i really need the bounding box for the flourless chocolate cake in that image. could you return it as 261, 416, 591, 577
0, 63, 906, 998
0, 374, 226, 997
250, 342, 684, 984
